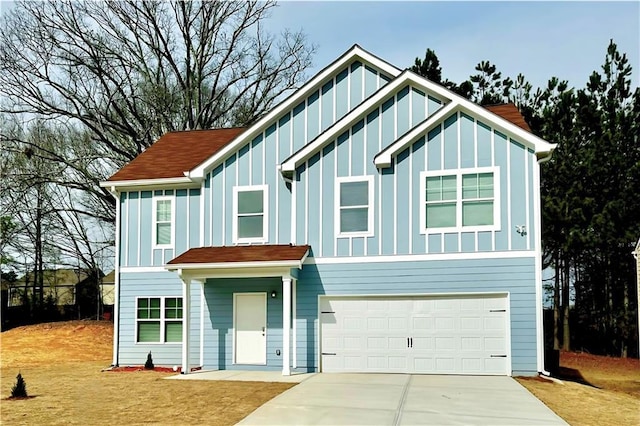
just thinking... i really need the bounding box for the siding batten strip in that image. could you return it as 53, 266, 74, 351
491, 129, 496, 251
507, 136, 512, 251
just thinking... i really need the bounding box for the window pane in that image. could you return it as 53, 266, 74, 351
340, 207, 368, 233
156, 200, 171, 221
441, 175, 457, 200
150, 298, 160, 308
238, 191, 263, 214
340, 181, 368, 207
138, 298, 148, 309
425, 177, 442, 201
157, 223, 171, 245
166, 298, 176, 308
238, 215, 264, 238
137, 308, 148, 319
165, 322, 183, 343
462, 174, 478, 199
478, 173, 494, 198
426, 203, 456, 228
138, 322, 160, 342
463, 201, 494, 226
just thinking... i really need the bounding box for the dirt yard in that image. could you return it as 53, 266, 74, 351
517, 351, 640, 426
0, 321, 294, 425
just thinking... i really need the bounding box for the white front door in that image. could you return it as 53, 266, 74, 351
234, 293, 267, 365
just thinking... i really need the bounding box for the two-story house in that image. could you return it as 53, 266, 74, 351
100, 45, 555, 377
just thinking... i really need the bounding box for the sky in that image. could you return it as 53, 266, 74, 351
0, 1, 637, 90
265, 1, 640, 90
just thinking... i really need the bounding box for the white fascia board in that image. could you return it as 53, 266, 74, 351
189, 45, 402, 179
280, 70, 422, 173
374, 101, 459, 168
98, 176, 200, 192
165, 259, 304, 272
403, 71, 557, 154
372, 72, 559, 167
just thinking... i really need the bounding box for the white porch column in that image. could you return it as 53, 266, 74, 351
282, 276, 292, 376
292, 279, 297, 369
181, 275, 191, 375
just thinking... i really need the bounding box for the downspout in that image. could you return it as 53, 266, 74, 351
535, 152, 552, 377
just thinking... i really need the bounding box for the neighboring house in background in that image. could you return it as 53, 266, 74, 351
8, 269, 83, 307
101, 270, 116, 307
100, 45, 556, 376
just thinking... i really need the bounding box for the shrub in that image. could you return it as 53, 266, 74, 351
11, 373, 27, 398
144, 351, 154, 370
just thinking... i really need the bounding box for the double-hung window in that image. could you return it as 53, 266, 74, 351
136, 297, 183, 343
336, 176, 374, 237
421, 167, 499, 232
153, 194, 174, 247
233, 185, 268, 243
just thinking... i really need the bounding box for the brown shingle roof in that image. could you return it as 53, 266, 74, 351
108, 128, 246, 181
167, 245, 311, 265
485, 103, 531, 132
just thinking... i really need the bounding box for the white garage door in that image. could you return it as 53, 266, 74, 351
320, 294, 509, 375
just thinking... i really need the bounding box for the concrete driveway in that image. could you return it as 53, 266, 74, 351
238, 374, 567, 425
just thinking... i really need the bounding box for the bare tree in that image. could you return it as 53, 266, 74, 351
0, 0, 315, 221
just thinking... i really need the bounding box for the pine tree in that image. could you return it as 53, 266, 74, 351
11, 373, 27, 398
144, 352, 154, 370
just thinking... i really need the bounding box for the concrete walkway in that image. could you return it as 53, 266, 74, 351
238, 374, 567, 425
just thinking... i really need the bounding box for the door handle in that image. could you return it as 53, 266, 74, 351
407, 337, 410, 348
410, 337, 413, 348
262, 326, 265, 336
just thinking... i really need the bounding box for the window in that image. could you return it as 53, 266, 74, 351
421, 168, 499, 232
136, 297, 183, 343
233, 185, 268, 243
153, 196, 173, 247
336, 176, 374, 237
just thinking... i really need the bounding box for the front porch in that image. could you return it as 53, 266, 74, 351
165, 369, 315, 383
165, 245, 310, 376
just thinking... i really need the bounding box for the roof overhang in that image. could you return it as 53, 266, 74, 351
165, 245, 310, 280
99, 176, 202, 193
188, 45, 401, 179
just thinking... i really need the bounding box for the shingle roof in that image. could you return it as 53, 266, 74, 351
485, 103, 531, 132
167, 245, 310, 265
108, 128, 246, 181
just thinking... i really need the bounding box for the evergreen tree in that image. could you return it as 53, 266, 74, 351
11, 373, 27, 398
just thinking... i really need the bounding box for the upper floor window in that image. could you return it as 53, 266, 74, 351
233, 185, 268, 243
153, 195, 174, 247
420, 167, 499, 233
336, 176, 374, 237
136, 296, 183, 343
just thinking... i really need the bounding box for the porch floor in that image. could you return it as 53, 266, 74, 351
165, 369, 316, 383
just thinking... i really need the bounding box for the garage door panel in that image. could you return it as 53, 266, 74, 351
321, 294, 510, 375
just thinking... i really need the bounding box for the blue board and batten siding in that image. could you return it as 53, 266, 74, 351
202, 60, 395, 248
119, 189, 200, 267
295, 110, 537, 258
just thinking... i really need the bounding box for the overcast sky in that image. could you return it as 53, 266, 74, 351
266, 1, 640, 90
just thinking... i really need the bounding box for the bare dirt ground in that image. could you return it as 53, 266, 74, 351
0, 321, 294, 425
517, 351, 640, 426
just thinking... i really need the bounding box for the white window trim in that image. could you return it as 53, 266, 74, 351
419, 166, 500, 234
134, 296, 183, 345
152, 195, 175, 249
335, 175, 375, 238
232, 185, 269, 244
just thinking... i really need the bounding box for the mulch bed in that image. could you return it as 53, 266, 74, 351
107, 366, 202, 373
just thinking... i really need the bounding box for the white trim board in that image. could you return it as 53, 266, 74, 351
307, 250, 535, 265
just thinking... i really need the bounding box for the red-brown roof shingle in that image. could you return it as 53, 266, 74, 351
167, 245, 310, 265
485, 103, 531, 132
108, 128, 246, 181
